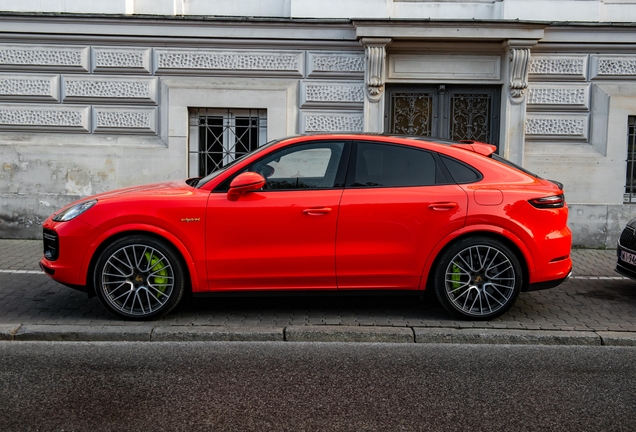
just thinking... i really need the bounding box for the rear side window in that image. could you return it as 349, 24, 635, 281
440, 155, 482, 184
351, 142, 441, 187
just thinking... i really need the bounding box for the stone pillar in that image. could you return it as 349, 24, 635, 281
500, 39, 536, 165
361, 38, 391, 133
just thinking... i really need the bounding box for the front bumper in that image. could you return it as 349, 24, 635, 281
616, 247, 636, 281
39, 218, 97, 290
616, 225, 636, 281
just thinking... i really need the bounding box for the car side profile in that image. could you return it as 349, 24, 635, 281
40, 134, 572, 320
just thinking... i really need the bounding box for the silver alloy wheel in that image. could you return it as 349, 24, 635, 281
100, 244, 175, 317
444, 245, 516, 317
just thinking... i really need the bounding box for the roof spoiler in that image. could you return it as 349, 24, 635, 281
451, 140, 497, 157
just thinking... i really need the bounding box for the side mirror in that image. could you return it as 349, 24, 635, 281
227, 172, 266, 201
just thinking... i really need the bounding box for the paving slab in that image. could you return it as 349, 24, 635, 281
285, 325, 414, 343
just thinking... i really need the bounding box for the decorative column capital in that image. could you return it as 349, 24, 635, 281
504, 39, 537, 104
361, 38, 392, 102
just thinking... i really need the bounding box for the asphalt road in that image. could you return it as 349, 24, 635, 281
1, 342, 634, 431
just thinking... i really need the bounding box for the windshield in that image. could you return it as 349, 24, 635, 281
195, 138, 282, 188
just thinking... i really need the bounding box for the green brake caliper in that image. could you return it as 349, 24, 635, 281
145, 252, 168, 298
450, 264, 462, 291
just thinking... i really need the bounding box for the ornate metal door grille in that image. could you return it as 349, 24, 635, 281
189, 108, 267, 177
449, 93, 492, 143
625, 116, 636, 203
386, 85, 500, 149
390, 93, 434, 136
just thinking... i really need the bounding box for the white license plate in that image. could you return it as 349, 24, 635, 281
621, 250, 636, 266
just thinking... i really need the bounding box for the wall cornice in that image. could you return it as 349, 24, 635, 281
0, 14, 357, 44
541, 25, 636, 44
354, 20, 546, 41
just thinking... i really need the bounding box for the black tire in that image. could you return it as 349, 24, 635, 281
433, 236, 522, 320
94, 235, 185, 320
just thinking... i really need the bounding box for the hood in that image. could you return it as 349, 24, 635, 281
88, 180, 190, 201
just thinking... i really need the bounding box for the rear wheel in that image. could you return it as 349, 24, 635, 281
94, 235, 185, 320
433, 237, 522, 320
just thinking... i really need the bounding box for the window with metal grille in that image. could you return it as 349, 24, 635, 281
188, 108, 267, 177
626, 116, 636, 203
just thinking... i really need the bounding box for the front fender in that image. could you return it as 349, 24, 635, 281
80, 223, 205, 293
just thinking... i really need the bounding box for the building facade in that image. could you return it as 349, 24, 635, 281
1, 0, 636, 247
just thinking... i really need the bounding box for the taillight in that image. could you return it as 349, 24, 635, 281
529, 194, 564, 209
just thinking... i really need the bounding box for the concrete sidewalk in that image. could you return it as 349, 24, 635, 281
1, 239, 636, 345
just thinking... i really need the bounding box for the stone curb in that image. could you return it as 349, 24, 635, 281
151, 326, 284, 341
285, 325, 415, 343
13, 325, 154, 341
597, 331, 636, 346
413, 328, 602, 345
0, 324, 21, 340
1, 324, 636, 346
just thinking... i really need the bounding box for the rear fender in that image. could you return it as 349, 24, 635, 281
418, 224, 535, 290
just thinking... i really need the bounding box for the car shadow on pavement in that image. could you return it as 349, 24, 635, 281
3, 273, 636, 330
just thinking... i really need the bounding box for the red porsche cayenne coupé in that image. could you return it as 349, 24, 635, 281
40, 134, 572, 321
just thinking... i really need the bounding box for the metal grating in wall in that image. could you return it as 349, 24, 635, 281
189, 108, 267, 177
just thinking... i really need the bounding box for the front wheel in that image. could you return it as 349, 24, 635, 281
94, 235, 185, 320
433, 237, 523, 320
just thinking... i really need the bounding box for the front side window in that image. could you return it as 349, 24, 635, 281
251, 142, 346, 190
351, 142, 438, 187
215, 141, 347, 192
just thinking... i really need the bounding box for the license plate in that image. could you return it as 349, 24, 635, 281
621, 250, 636, 266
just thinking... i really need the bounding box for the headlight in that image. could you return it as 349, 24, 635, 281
52, 199, 97, 222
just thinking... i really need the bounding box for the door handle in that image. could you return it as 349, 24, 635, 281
303, 207, 332, 216
428, 202, 458, 211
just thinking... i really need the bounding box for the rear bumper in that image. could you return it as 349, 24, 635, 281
526, 269, 572, 292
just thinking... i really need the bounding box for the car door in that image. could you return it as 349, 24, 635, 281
336, 141, 468, 290
205, 140, 349, 291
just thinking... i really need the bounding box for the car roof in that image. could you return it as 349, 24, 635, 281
295, 133, 487, 146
